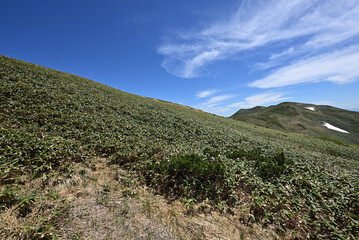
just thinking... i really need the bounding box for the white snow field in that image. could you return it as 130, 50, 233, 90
322, 122, 349, 134
305, 106, 315, 111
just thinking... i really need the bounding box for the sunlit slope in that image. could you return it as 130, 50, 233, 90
231, 102, 359, 145
1, 55, 359, 239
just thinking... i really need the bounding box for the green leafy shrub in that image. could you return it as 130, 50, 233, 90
0, 186, 19, 210
319, 136, 347, 146
255, 152, 293, 180
203, 147, 220, 158
226, 148, 261, 160
148, 153, 226, 202
227, 150, 293, 180
164, 154, 225, 182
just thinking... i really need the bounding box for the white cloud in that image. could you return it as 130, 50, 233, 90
207, 94, 235, 104
337, 102, 359, 111
269, 47, 295, 60
182, 50, 220, 78
158, 0, 359, 78
194, 92, 290, 116
195, 94, 236, 115
227, 92, 289, 109
196, 89, 219, 98
313, 101, 333, 106
250, 46, 359, 88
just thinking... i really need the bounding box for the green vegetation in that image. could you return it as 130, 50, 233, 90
269, 105, 299, 117
1, 55, 359, 239
231, 102, 359, 145
150, 153, 226, 202
319, 136, 348, 146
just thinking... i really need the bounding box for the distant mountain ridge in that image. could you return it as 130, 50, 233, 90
230, 102, 359, 145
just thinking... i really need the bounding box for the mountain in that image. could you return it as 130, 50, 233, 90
1, 55, 359, 239
231, 102, 359, 145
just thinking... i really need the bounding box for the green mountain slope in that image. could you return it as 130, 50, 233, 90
1, 55, 359, 239
231, 102, 359, 145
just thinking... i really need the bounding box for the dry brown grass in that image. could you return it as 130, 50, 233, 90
55, 158, 279, 240
0, 174, 68, 239
1, 158, 280, 240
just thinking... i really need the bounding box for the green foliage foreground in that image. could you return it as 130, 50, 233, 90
1, 55, 359, 239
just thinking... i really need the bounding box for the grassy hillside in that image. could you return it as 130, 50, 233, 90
231, 102, 359, 145
1, 55, 359, 239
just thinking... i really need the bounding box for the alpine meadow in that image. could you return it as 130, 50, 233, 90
231, 102, 359, 146
1, 55, 359, 239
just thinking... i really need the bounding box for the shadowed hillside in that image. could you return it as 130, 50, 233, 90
1, 55, 359, 239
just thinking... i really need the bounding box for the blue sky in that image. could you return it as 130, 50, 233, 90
1, 0, 359, 116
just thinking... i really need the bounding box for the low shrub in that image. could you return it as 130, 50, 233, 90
147, 153, 226, 203
0, 186, 19, 210
319, 136, 347, 146
255, 151, 293, 180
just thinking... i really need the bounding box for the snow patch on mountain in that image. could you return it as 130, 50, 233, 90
305, 106, 315, 111
322, 122, 349, 134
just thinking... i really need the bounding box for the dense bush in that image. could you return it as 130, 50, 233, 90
255, 152, 293, 180
155, 154, 225, 201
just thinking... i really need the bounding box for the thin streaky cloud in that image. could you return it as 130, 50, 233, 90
196, 89, 219, 98
207, 94, 236, 104
227, 92, 289, 109
270, 47, 295, 60
250, 46, 359, 88
158, 0, 359, 79
338, 102, 359, 111
196, 92, 289, 116
195, 94, 236, 115
182, 50, 220, 78
313, 101, 334, 106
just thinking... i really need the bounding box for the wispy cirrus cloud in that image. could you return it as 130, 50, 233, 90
158, 0, 359, 81
196, 89, 219, 98
195, 94, 236, 115
194, 91, 289, 116
250, 46, 359, 88
206, 94, 235, 105
227, 92, 289, 109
